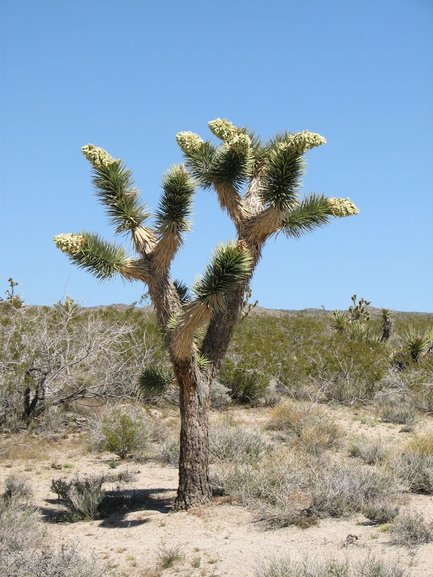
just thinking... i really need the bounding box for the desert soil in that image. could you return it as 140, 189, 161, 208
1, 405, 433, 577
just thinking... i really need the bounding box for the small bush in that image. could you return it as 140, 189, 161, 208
255, 556, 407, 577
157, 544, 183, 569
209, 424, 268, 463
3, 475, 33, 503
268, 401, 341, 455
210, 380, 232, 408
311, 462, 400, 518
159, 439, 179, 466
50, 475, 105, 521
223, 450, 312, 528
97, 406, 149, 459
362, 500, 400, 524
379, 399, 416, 425
220, 360, 269, 403
349, 438, 387, 465
393, 434, 433, 494
0, 497, 41, 552
390, 512, 433, 547
0, 546, 105, 577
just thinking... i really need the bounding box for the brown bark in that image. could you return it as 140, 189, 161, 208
173, 359, 212, 509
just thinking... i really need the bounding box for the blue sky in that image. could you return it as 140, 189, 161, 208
1, 0, 432, 311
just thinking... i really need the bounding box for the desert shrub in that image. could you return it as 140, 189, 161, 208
393, 434, 433, 494
255, 556, 406, 577
50, 475, 105, 521
310, 461, 401, 518
159, 439, 179, 466
157, 544, 183, 569
0, 497, 41, 552
0, 546, 105, 577
220, 360, 269, 403
390, 512, 433, 547
309, 336, 390, 404
97, 406, 149, 458
3, 475, 33, 503
210, 380, 232, 408
362, 500, 400, 524
209, 424, 269, 463
223, 450, 312, 528
268, 401, 342, 455
349, 438, 387, 465
407, 433, 433, 456
378, 399, 416, 425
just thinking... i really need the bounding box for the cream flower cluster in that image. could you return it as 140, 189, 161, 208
226, 133, 252, 154
53, 233, 86, 255
208, 118, 238, 142
176, 132, 204, 154
328, 197, 359, 217
81, 144, 117, 168
278, 131, 326, 155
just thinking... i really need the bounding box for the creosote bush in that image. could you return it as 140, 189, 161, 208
220, 360, 269, 403
95, 405, 149, 459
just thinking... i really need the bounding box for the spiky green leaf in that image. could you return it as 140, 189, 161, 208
194, 243, 253, 312
57, 232, 130, 280
182, 141, 217, 188
209, 144, 255, 192
282, 194, 331, 238
261, 145, 305, 209
155, 166, 195, 232
173, 279, 191, 304
89, 158, 149, 234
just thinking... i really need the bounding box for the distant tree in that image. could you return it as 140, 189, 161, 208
54, 119, 358, 508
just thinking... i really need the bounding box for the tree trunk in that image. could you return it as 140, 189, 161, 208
173, 359, 212, 510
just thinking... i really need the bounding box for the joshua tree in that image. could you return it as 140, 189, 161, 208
54, 119, 358, 508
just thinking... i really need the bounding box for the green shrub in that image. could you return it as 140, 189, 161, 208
99, 406, 149, 459
220, 360, 269, 403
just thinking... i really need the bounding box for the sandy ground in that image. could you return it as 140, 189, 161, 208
1, 405, 433, 577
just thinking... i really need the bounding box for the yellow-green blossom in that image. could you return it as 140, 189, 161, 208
208, 118, 238, 142
328, 197, 359, 217
226, 133, 252, 154
53, 233, 87, 255
81, 144, 117, 168
277, 131, 326, 155
176, 132, 204, 154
